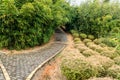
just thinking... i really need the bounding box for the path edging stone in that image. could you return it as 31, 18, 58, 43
26, 44, 66, 80
0, 60, 11, 80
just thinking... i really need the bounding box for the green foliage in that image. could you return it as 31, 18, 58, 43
114, 57, 120, 65
83, 39, 92, 44
0, 0, 70, 49
88, 35, 95, 40
65, 0, 120, 38
107, 65, 120, 79
72, 33, 79, 38
101, 38, 117, 47
61, 58, 97, 80
79, 33, 87, 39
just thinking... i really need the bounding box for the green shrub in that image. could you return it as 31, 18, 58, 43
74, 38, 81, 42
86, 42, 97, 50
79, 33, 87, 39
88, 77, 114, 80
65, 0, 120, 38
93, 39, 102, 45
95, 46, 104, 53
61, 58, 97, 80
0, 0, 70, 49
87, 55, 114, 70
88, 35, 95, 40
87, 55, 114, 77
72, 33, 79, 38
82, 49, 99, 57
99, 43, 107, 47
107, 65, 120, 79
114, 57, 120, 65
70, 30, 78, 34
101, 38, 117, 47
101, 50, 119, 59
111, 27, 120, 33
78, 46, 89, 53
83, 39, 92, 44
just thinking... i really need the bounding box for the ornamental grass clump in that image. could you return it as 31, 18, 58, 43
88, 77, 114, 80
95, 46, 104, 53
86, 42, 97, 50
79, 33, 87, 40
100, 50, 119, 59
83, 39, 92, 44
93, 39, 102, 45
61, 58, 98, 80
78, 46, 89, 53
88, 35, 95, 40
74, 38, 82, 44
114, 57, 120, 65
82, 49, 99, 57
99, 43, 107, 47
87, 55, 114, 77
72, 33, 79, 38
107, 65, 120, 79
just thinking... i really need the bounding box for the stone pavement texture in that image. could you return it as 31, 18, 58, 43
0, 29, 67, 80
0, 68, 5, 80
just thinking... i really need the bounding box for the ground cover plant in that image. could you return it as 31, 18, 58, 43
61, 32, 120, 80
61, 1, 120, 77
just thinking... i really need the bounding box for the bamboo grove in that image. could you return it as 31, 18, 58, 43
0, 0, 70, 49
0, 0, 120, 49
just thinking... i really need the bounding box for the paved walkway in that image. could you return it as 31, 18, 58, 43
0, 29, 67, 80
0, 68, 5, 80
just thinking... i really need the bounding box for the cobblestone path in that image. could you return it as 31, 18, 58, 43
0, 68, 5, 80
0, 29, 67, 80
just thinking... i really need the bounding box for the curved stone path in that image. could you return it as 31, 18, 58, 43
0, 29, 67, 80
0, 68, 5, 80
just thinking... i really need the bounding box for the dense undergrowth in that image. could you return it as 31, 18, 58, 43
1, 0, 120, 50
0, 0, 70, 49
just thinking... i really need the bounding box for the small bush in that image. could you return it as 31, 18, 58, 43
95, 46, 104, 53
88, 35, 95, 40
72, 33, 79, 38
88, 77, 114, 80
93, 39, 102, 45
107, 65, 120, 79
111, 27, 120, 33
70, 30, 78, 34
61, 58, 97, 80
114, 57, 120, 65
101, 38, 117, 47
79, 33, 87, 39
101, 50, 119, 59
87, 55, 114, 70
82, 49, 99, 57
74, 38, 81, 42
74, 38, 82, 44
78, 46, 89, 53
83, 39, 92, 44
99, 43, 107, 47
74, 43, 85, 48
86, 42, 98, 50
